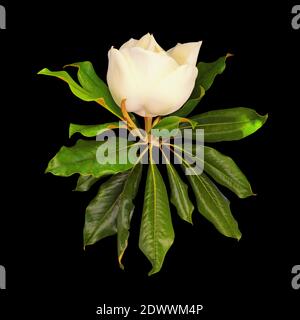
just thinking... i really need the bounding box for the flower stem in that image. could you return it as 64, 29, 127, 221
144, 117, 153, 133
121, 99, 137, 130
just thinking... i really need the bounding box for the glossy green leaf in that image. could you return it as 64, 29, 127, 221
185, 168, 241, 240
45, 139, 135, 178
74, 175, 100, 192
196, 55, 231, 91
69, 122, 121, 138
84, 164, 142, 266
169, 143, 253, 198
117, 164, 143, 269
166, 163, 194, 224
84, 171, 129, 246
139, 163, 174, 276
204, 146, 254, 198
152, 116, 197, 138
38, 61, 123, 119
172, 55, 230, 117
187, 107, 268, 142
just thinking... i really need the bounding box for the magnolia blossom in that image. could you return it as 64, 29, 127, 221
107, 33, 202, 117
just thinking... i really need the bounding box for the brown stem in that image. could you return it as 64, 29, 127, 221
144, 116, 153, 133
121, 99, 137, 130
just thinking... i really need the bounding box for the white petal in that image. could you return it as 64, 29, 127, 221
136, 33, 152, 49
120, 47, 178, 88
168, 41, 202, 66
107, 48, 142, 112
120, 38, 138, 49
144, 65, 198, 116
135, 33, 164, 52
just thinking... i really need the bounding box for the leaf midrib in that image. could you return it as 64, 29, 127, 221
182, 119, 256, 129
150, 163, 158, 270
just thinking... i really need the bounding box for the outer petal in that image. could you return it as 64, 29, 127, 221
120, 47, 178, 89
120, 38, 138, 49
135, 33, 164, 52
168, 41, 202, 66
107, 48, 142, 112
144, 65, 198, 116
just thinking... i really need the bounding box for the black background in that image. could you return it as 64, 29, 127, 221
0, 1, 299, 317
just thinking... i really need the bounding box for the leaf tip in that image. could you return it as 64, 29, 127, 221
118, 251, 126, 271
148, 269, 157, 276
63, 63, 78, 69
37, 68, 49, 75
262, 113, 269, 124
226, 53, 234, 59
68, 127, 74, 139
118, 261, 125, 271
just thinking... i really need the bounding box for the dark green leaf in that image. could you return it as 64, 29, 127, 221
45, 139, 135, 178
69, 122, 121, 138
84, 172, 129, 246
84, 164, 142, 264
188, 107, 268, 142
204, 146, 254, 198
196, 54, 231, 91
38, 61, 123, 119
185, 168, 241, 240
139, 163, 174, 276
117, 164, 143, 269
166, 163, 194, 224
74, 175, 100, 192
152, 116, 197, 138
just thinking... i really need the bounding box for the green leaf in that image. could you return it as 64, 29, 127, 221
84, 164, 143, 267
196, 54, 231, 91
84, 171, 129, 246
185, 169, 241, 240
38, 61, 123, 119
69, 122, 121, 138
152, 116, 197, 136
45, 139, 135, 178
74, 175, 100, 192
139, 163, 174, 276
172, 54, 230, 117
117, 164, 143, 269
188, 107, 268, 142
166, 163, 194, 224
204, 146, 254, 198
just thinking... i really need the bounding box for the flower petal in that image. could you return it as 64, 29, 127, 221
107, 48, 140, 108
121, 47, 178, 89
168, 41, 202, 66
135, 33, 164, 52
120, 38, 138, 49
144, 65, 198, 116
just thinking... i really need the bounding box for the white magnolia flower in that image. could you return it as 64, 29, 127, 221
107, 33, 202, 117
